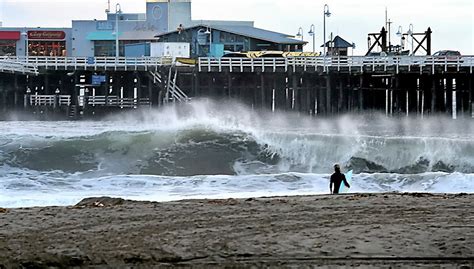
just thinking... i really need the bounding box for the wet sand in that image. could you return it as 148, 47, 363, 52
0, 193, 473, 268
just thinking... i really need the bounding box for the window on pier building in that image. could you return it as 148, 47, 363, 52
28, 41, 66, 57
219, 32, 244, 43
224, 44, 245, 53
94, 41, 116, 57
94, 40, 151, 57
0, 40, 16, 56
26, 30, 67, 56
256, 43, 278, 51
160, 31, 192, 43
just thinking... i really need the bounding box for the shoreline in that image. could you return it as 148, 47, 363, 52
1, 193, 473, 268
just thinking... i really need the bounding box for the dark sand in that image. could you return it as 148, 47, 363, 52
0, 193, 473, 268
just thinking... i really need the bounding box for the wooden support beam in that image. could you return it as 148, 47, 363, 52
358, 76, 364, 112
260, 73, 265, 108
227, 73, 233, 98
430, 75, 437, 114
135, 73, 141, 107
44, 74, 50, 95
292, 74, 299, 111
452, 78, 457, 119
13, 75, 19, 108
314, 77, 319, 115
285, 75, 291, 111
338, 78, 344, 114
445, 77, 453, 115
469, 74, 473, 118
326, 75, 331, 115
193, 69, 199, 97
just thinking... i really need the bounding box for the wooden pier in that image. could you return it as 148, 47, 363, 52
0, 55, 473, 119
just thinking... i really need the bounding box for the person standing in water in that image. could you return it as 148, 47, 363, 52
330, 164, 350, 194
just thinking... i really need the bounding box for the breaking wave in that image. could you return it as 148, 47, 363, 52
0, 99, 473, 207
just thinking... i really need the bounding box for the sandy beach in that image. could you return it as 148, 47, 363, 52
0, 193, 473, 268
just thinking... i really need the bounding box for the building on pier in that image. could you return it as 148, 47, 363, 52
0, 0, 305, 58
155, 24, 306, 58
0, 28, 72, 57
322, 35, 354, 56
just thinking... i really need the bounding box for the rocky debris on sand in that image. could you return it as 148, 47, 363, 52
74, 197, 125, 208
0, 208, 7, 213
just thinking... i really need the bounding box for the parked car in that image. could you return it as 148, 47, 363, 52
432, 50, 461, 57
222, 52, 249, 58
426, 50, 463, 65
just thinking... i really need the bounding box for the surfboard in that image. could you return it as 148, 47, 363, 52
339, 170, 353, 193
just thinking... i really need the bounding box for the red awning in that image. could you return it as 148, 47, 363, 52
0, 31, 21, 40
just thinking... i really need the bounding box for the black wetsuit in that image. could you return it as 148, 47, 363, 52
330, 172, 350, 194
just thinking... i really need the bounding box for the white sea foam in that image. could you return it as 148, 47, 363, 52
1, 172, 473, 208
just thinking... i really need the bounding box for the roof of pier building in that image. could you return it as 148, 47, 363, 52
321, 35, 353, 48
156, 24, 307, 45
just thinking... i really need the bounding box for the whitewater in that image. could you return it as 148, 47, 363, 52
1, 99, 473, 208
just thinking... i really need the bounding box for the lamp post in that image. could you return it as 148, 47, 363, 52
396, 26, 403, 51
115, 3, 122, 59
296, 27, 304, 42
323, 4, 331, 56
308, 24, 316, 53
407, 23, 414, 55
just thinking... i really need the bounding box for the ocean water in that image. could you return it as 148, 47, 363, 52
1, 99, 473, 208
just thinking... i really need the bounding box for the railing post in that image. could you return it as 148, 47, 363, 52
396, 57, 399, 74
24, 89, 31, 108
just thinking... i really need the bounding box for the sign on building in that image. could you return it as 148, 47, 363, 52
28, 31, 66, 40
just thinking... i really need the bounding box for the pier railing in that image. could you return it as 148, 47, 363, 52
198, 56, 474, 74
3, 55, 472, 75
0, 56, 173, 72
28, 94, 151, 108
0, 58, 39, 74
87, 96, 151, 107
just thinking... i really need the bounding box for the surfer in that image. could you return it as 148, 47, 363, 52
330, 164, 350, 195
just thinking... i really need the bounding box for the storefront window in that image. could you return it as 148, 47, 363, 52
0, 40, 16, 56
94, 41, 115, 57
28, 41, 66, 56
94, 40, 153, 57
27, 31, 67, 57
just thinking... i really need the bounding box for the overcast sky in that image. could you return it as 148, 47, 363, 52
0, 0, 472, 55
